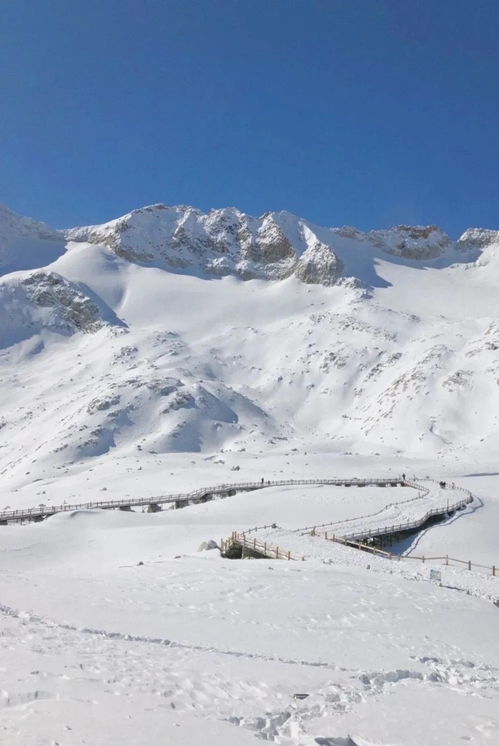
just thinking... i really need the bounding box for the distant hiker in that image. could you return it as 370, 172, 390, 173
402, 473, 406, 482
261, 477, 264, 485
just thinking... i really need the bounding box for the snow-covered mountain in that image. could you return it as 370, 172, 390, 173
65, 203, 464, 284
0, 202, 497, 504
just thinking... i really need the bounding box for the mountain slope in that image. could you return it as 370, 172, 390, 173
0, 203, 66, 274
0, 203, 497, 505
66, 203, 473, 286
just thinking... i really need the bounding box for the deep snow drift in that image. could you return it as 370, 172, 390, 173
0, 202, 498, 744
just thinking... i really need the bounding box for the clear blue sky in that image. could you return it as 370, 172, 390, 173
1, 0, 499, 235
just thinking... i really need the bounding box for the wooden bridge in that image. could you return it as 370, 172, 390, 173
0, 477, 404, 525
220, 481, 491, 573
3, 475, 491, 576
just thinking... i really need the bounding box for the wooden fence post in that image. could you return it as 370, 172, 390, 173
445, 555, 449, 565
493, 565, 496, 577
288, 551, 291, 560
276, 547, 279, 559
468, 560, 471, 571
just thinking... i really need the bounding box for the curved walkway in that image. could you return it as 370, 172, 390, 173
0, 476, 404, 525
225, 479, 472, 552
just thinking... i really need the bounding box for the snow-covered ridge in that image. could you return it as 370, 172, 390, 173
0, 203, 61, 251
0, 203, 65, 273
1, 200, 496, 287
65, 203, 468, 285
366, 224, 453, 259
66, 204, 345, 285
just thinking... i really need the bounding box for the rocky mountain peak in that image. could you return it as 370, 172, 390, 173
66, 204, 344, 285
367, 224, 453, 260
457, 227, 499, 249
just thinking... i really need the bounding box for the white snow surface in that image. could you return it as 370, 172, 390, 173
0, 202, 498, 744
1, 475, 498, 745
0, 202, 498, 495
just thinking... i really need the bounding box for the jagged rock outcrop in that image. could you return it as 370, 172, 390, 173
22, 272, 104, 332
2, 200, 490, 291
66, 204, 469, 286
0, 271, 109, 348
293, 239, 343, 284
367, 225, 453, 260
67, 205, 344, 285
458, 228, 499, 249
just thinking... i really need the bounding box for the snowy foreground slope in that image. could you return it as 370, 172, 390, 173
0, 203, 498, 744
1, 480, 498, 745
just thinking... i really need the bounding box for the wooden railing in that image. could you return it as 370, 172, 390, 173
309, 481, 473, 542
220, 482, 495, 577
325, 535, 497, 576
221, 530, 305, 561
338, 491, 472, 541
222, 526, 497, 577
0, 476, 406, 524
297, 479, 428, 534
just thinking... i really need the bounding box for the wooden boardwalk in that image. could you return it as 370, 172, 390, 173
0, 477, 403, 525
221, 480, 487, 572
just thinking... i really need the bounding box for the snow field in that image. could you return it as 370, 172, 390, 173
0, 474, 498, 744
0, 202, 498, 744
0, 540, 498, 745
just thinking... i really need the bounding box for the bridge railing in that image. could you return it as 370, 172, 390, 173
1, 476, 471, 525
222, 531, 305, 562
297, 480, 429, 534
325, 535, 497, 576
338, 492, 473, 542
0, 476, 407, 523
305, 480, 471, 541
